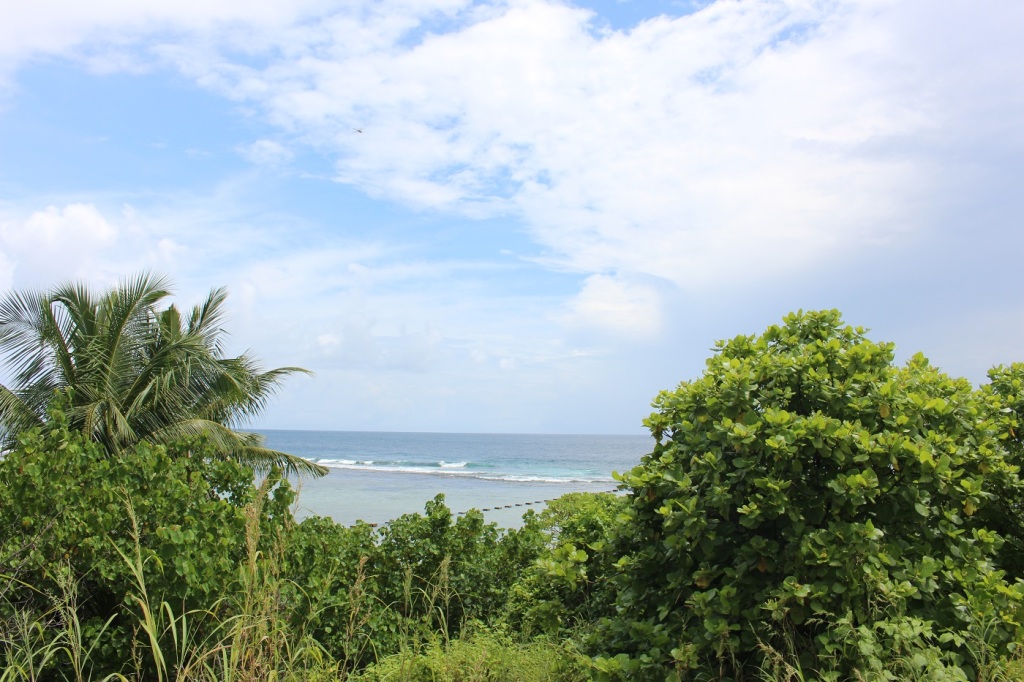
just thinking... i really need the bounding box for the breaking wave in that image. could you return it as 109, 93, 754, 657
314, 458, 611, 483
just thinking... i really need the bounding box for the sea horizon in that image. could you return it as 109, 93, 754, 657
257, 426, 650, 437
256, 429, 653, 527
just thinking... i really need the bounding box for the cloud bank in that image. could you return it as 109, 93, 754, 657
1, 0, 1022, 431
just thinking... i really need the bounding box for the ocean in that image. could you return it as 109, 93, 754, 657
257, 430, 653, 528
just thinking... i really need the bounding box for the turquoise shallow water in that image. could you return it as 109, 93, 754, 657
257, 430, 652, 527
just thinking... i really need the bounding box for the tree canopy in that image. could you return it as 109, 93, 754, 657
594, 309, 1024, 679
0, 273, 325, 477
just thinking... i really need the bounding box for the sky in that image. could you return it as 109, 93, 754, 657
0, 0, 1022, 435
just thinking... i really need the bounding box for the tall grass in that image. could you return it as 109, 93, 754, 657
348, 557, 588, 682
114, 485, 344, 681
0, 567, 121, 682
347, 629, 589, 682
0, 485, 578, 682
4, 486, 1022, 681
0, 486, 343, 682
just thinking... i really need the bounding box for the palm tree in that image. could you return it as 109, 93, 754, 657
0, 272, 327, 477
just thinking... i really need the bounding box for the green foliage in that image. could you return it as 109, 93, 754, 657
979, 362, 1024, 578
0, 416, 553, 678
276, 494, 550, 673
375, 496, 545, 629
538, 492, 628, 550
0, 494, 341, 682
348, 628, 589, 682
596, 309, 1024, 678
12, 304, 1024, 680
505, 492, 627, 637
324, 495, 548, 663
0, 272, 323, 476
281, 515, 383, 671
0, 406, 295, 675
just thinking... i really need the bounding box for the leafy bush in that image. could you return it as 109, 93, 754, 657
0, 404, 295, 675
978, 362, 1024, 578
595, 310, 1024, 679
276, 494, 549, 671
280, 514, 383, 671
505, 492, 627, 637
348, 628, 589, 682
0, 409, 556, 678
372, 496, 546, 642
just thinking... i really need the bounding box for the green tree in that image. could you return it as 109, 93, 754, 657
373, 495, 546, 637
505, 492, 627, 637
978, 362, 1024, 578
0, 405, 298, 675
594, 310, 1024, 679
0, 272, 325, 476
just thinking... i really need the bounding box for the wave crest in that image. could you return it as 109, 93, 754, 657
314, 458, 611, 484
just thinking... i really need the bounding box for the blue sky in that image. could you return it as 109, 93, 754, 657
1, 0, 1022, 434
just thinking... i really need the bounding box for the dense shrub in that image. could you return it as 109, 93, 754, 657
14, 308, 1024, 680
373, 496, 547, 641
348, 629, 590, 682
594, 310, 1024, 679
280, 515, 382, 670
0, 405, 295, 674
979, 362, 1024, 578
277, 494, 551, 671
506, 492, 627, 637
0, 410, 554, 677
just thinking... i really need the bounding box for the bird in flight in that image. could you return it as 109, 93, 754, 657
353, 128, 363, 133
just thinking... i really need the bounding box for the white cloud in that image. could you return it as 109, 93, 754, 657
87, 0, 1012, 295
239, 139, 294, 166
0, 195, 258, 294
2, 0, 1022, 432
0, 0, 334, 75
0, 200, 216, 292
26, 203, 115, 242
1, 203, 120, 285
562, 274, 664, 340
5, 1, 1020, 294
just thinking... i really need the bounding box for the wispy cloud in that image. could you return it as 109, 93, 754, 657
238, 139, 294, 166
6, 1, 1020, 287
74, 0, 1014, 293
1, 0, 1022, 431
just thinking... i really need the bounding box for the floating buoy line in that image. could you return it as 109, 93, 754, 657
459, 488, 620, 515
359, 489, 621, 528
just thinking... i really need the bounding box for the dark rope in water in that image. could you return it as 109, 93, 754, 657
457, 488, 620, 516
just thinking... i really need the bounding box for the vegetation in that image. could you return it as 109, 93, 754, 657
0, 404, 298, 677
3, 303, 1024, 680
0, 273, 323, 476
592, 310, 1024, 679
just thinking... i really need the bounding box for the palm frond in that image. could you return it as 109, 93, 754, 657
230, 444, 329, 478
0, 273, 313, 476
0, 288, 63, 390
0, 384, 44, 448
149, 419, 327, 477
188, 287, 230, 356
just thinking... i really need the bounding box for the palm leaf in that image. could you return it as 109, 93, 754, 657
149, 419, 328, 477
0, 273, 322, 476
